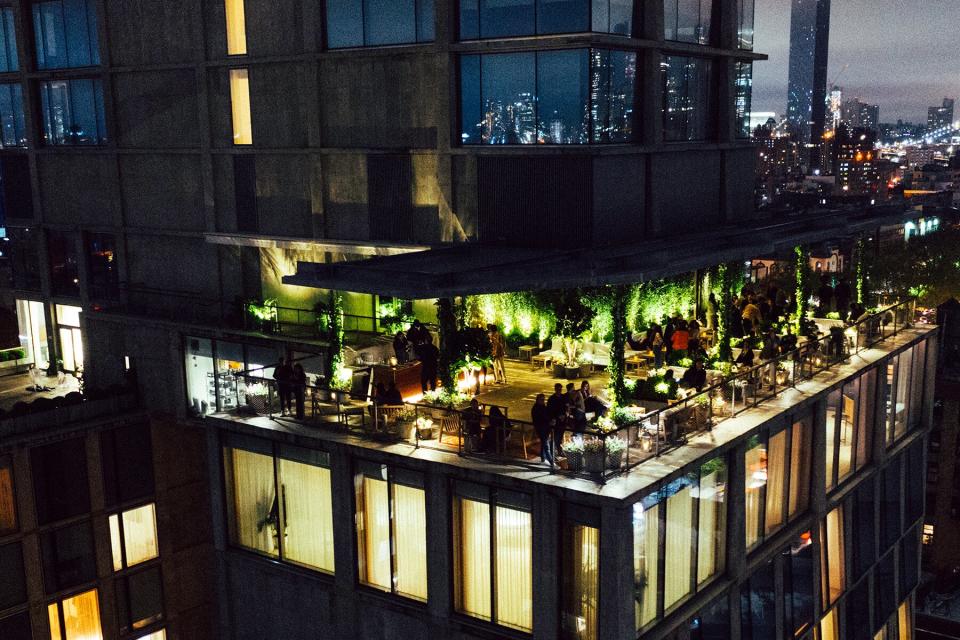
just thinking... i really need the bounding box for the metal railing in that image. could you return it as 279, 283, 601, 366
220, 299, 919, 484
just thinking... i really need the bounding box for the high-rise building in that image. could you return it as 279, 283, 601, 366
786, 0, 832, 167
833, 125, 881, 194
828, 85, 843, 131
0, 1, 937, 640
841, 98, 880, 132
927, 98, 955, 132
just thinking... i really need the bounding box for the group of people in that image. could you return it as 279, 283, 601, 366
272, 358, 308, 419
393, 320, 440, 393
531, 381, 608, 465
628, 314, 707, 368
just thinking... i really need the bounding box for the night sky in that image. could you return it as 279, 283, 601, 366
754, 0, 960, 123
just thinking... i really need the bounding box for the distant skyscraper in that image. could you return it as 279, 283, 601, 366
927, 98, 955, 131
840, 98, 879, 132
828, 85, 842, 130
785, 0, 831, 168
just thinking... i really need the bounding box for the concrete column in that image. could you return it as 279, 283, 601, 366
598, 504, 635, 640
639, 0, 664, 147
424, 469, 451, 622
532, 491, 558, 640
329, 443, 359, 636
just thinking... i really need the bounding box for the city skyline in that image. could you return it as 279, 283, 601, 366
754, 0, 960, 123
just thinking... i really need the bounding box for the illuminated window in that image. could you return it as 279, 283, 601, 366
664, 473, 696, 608
135, 631, 166, 640
48, 589, 103, 640
633, 495, 659, 630
820, 506, 845, 607
39, 78, 107, 145
224, 0, 247, 55
898, 600, 913, 640
819, 607, 839, 640
229, 68, 252, 145
224, 444, 278, 557
561, 516, 599, 640
355, 463, 427, 601
453, 484, 532, 632
923, 523, 934, 545
696, 457, 727, 586
109, 504, 159, 571
0, 457, 16, 534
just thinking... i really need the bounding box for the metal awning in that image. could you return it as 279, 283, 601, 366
282, 206, 931, 298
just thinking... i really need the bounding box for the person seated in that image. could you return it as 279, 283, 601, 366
481, 406, 510, 453
736, 345, 756, 368
579, 380, 608, 417
385, 382, 403, 405
680, 359, 708, 392
462, 398, 483, 441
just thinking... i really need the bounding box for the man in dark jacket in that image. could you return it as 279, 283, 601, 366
273, 357, 294, 415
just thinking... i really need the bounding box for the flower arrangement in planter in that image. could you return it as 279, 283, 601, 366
394, 407, 418, 440
561, 440, 584, 472
422, 389, 470, 410
415, 416, 435, 440
583, 439, 606, 474
605, 436, 627, 469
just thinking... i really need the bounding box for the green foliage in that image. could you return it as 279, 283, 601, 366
609, 286, 629, 406
378, 298, 415, 335
631, 275, 696, 328
436, 298, 458, 390
715, 262, 740, 362
793, 245, 812, 331
469, 292, 555, 340
0, 348, 26, 362
863, 221, 960, 308
537, 289, 592, 340
324, 292, 345, 383
246, 298, 279, 333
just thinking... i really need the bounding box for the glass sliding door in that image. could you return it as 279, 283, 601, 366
55, 304, 83, 372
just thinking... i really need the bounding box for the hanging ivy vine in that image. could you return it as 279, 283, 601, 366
325, 291, 344, 383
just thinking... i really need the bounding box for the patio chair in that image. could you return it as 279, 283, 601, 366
539, 338, 565, 361
375, 404, 407, 434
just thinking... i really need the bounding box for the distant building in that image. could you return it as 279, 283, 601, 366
841, 98, 879, 132
928, 98, 956, 132
786, 0, 832, 168
833, 125, 880, 194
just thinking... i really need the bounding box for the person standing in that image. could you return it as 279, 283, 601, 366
292, 363, 307, 419
532, 393, 553, 464
488, 324, 507, 384
419, 341, 439, 393
273, 357, 293, 416
547, 383, 567, 456
393, 331, 410, 364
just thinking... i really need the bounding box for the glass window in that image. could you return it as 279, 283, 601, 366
905, 442, 924, 526
185, 337, 216, 415
355, 463, 427, 601
740, 557, 775, 638
634, 495, 660, 630
0, 456, 15, 534
453, 486, 532, 631
48, 589, 102, 640
820, 607, 840, 640
852, 480, 876, 580
821, 505, 845, 607
789, 416, 812, 518
31, 437, 90, 525
900, 525, 920, 597
697, 457, 727, 586
0, 611, 31, 639
228, 68, 252, 145
664, 474, 696, 608
664, 0, 711, 44
538, 0, 589, 34
687, 593, 729, 639
47, 231, 79, 297
592, 0, 632, 35
847, 577, 871, 640
86, 233, 118, 299
224, 0, 247, 55
765, 429, 787, 535
745, 435, 765, 549
561, 518, 599, 640
898, 600, 912, 640
101, 424, 154, 507
0, 83, 26, 148
893, 349, 913, 441
277, 448, 335, 572
908, 342, 926, 430
737, 0, 754, 49
326, 0, 434, 48
32, 0, 100, 69
39, 78, 107, 145
735, 61, 752, 139
0, 7, 18, 72
461, 0, 629, 38
223, 444, 278, 557
460, 48, 636, 145
0, 541, 26, 610
109, 503, 159, 571
662, 55, 713, 142
881, 456, 902, 549
875, 551, 896, 629
41, 521, 97, 594
783, 532, 814, 638
116, 566, 163, 634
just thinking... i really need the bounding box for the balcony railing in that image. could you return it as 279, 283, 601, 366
218, 299, 922, 484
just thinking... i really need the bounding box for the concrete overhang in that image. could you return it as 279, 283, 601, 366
204, 232, 429, 257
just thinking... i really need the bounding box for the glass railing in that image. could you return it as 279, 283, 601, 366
220, 299, 921, 484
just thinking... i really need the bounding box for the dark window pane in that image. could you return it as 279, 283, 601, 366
117, 566, 164, 634
738, 0, 754, 49
881, 457, 901, 550
783, 534, 815, 638
32, 0, 100, 69
609, 0, 632, 34
0, 83, 25, 148
0, 8, 18, 72
852, 480, 876, 579
460, 0, 479, 38
365, 0, 417, 45
459, 55, 481, 144
537, 49, 588, 144
900, 526, 919, 596
690, 593, 729, 639
537, 0, 589, 34
41, 521, 97, 593
669, 0, 710, 44
31, 437, 90, 525
740, 557, 775, 640
846, 578, 871, 640
325, 0, 363, 47
234, 156, 258, 233
417, 0, 435, 41
480, 52, 536, 144
86, 233, 118, 299
39, 78, 107, 146
47, 230, 79, 297
663, 55, 712, 141
5, 227, 41, 290
0, 611, 32, 640
479, 0, 534, 38
0, 542, 26, 610
905, 441, 924, 525
591, 49, 635, 142
874, 550, 896, 629
101, 424, 154, 508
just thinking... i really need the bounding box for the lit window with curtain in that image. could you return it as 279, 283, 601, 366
277, 446, 335, 573
819, 607, 840, 640
0, 456, 15, 534
453, 484, 532, 632
48, 588, 103, 640
109, 503, 159, 571
229, 68, 252, 145
788, 416, 811, 518
355, 462, 427, 601
696, 456, 727, 587
561, 512, 599, 640
898, 600, 912, 640
32, 0, 100, 69
825, 389, 840, 491
633, 494, 660, 630
764, 428, 787, 536
826, 369, 879, 486
664, 0, 712, 44
821, 505, 845, 607
223, 441, 278, 558
39, 78, 107, 145
882, 355, 898, 446
664, 473, 696, 609
326, 0, 434, 48
0, 7, 18, 72
662, 55, 713, 141
224, 0, 247, 55
744, 435, 766, 549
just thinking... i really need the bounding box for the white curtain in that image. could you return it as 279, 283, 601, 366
455, 498, 491, 620
765, 431, 786, 535
565, 524, 598, 640
357, 476, 391, 590
745, 441, 766, 548
697, 464, 726, 585
825, 506, 845, 604
789, 420, 810, 517
825, 403, 838, 491
496, 506, 532, 631
393, 484, 428, 600
664, 485, 694, 608
279, 458, 335, 572
49, 589, 103, 640
122, 503, 159, 567
634, 502, 659, 629
227, 448, 277, 556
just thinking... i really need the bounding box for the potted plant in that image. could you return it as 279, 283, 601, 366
552, 353, 568, 379
329, 368, 353, 402
605, 436, 626, 469
583, 439, 606, 474
415, 416, 436, 440
693, 394, 711, 429
577, 355, 592, 380
561, 440, 584, 473
394, 407, 417, 441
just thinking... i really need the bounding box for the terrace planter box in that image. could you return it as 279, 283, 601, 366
584, 450, 605, 474
565, 451, 583, 473
246, 394, 269, 414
